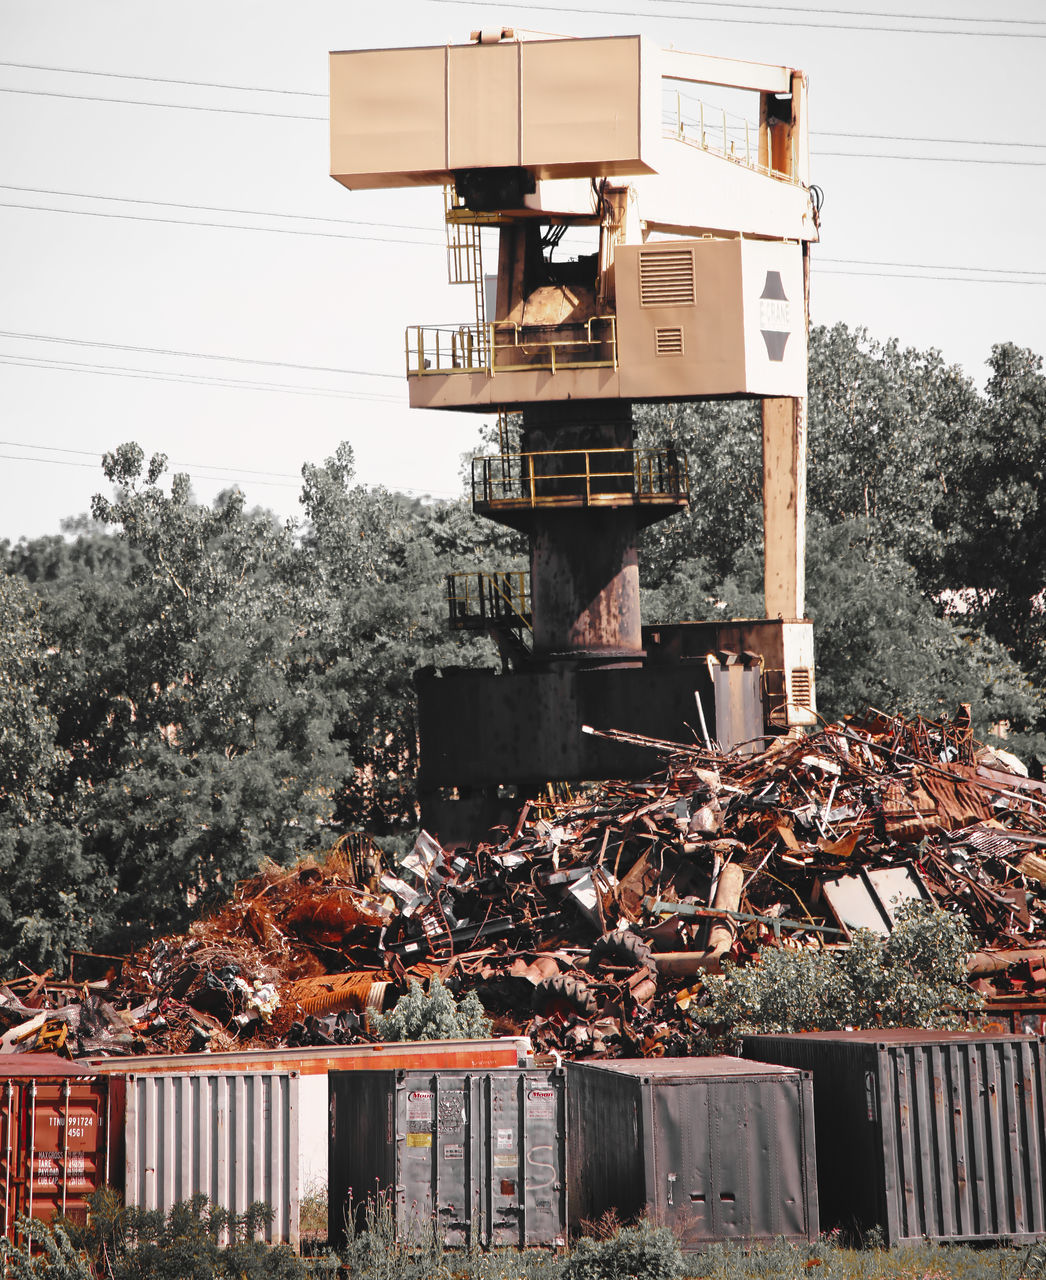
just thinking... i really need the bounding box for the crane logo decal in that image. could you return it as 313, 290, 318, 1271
758, 271, 791, 362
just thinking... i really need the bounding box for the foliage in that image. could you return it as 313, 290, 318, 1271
689, 1236, 1029, 1279
1, 1217, 93, 1280
696, 901, 981, 1040
371, 976, 492, 1042
561, 1220, 684, 1280
2, 321, 1046, 971
2, 1194, 338, 1279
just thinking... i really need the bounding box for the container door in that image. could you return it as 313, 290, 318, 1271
398, 1074, 472, 1246
650, 1079, 707, 1244
0, 1080, 25, 1243
24, 1080, 108, 1233
520, 1073, 566, 1247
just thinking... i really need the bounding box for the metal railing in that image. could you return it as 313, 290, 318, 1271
406, 316, 617, 379
471, 447, 689, 510
446, 570, 531, 632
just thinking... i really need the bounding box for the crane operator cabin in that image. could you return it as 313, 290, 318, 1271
329, 30, 819, 840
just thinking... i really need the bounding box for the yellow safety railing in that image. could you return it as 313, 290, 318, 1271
406, 316, 617, 379
446, 570, 531, 631
471, 447, 689, 510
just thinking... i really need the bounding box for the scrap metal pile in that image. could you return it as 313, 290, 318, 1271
2, 710, 1045, 1060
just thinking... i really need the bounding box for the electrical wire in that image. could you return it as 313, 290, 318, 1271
0, 355, 403, 403
562, 0, 1046, 25
0, 442, 463, 500
817, 151, 1046, 166
0, 60, 326, 97
813, 267, 1042, 285
418, 0, 1046, 37
0, 85, 326, 120
0, 330, 404, 380
818, 257, 1044, 277
0, 437, 302, 480
0, 450, 301, 488
0, 184, 436, 233
0, 199, 444, 244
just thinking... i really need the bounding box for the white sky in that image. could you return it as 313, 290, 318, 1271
1, 1, 1042, 542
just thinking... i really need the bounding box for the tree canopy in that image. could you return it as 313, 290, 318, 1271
0, 322, 1043, 971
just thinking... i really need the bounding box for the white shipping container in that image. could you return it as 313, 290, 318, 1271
124, 1072, 299, 1246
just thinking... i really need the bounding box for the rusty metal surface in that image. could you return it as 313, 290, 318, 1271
820, 863, 933, 939
415, 663, 715, 790
329, 1068, 567, 1249
0, 1072, 116, 1246
742, 1032, 1046, 1246
567, 1057, 818, 1248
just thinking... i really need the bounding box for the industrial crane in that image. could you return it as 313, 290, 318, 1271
329, 29, 819, 839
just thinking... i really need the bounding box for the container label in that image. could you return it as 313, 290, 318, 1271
494, 1153, 516, 1169
497, 1128, 513, 1150
438, 1093, 465, 1134
526, 1090, 556, 1119
406, 1132, 432, 1148
407, 1090, 433, 1121
444, 1143, 464, 1160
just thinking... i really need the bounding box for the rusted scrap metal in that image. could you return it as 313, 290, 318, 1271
3, 708, 1046, 1060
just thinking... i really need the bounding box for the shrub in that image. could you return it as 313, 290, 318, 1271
696, 900, 981, 1040
560, 1219, 684, 1280
2, 1192, 338, 1280
372, 976, 492, 1042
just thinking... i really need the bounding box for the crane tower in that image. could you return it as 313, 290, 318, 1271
330, 30, 819, 839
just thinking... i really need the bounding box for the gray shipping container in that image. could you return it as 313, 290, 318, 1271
567, 1058, 819, 1250
329, 1068, 566, 1249
124, 1071, 299, 1246
741, 1031, 1046, 1246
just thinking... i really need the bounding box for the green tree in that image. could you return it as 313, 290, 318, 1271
941, 344, 1046, 677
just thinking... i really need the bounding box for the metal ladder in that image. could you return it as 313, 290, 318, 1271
444, 185, 487, 360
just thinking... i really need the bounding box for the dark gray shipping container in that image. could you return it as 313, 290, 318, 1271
567, 1058, 819, 1250
742, 1031, 1046, 1246
329, 1068, 566, 1249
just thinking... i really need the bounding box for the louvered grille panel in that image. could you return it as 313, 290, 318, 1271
790, 667, 813, 709
655, 327, 684, 356
639, 249, 695, 306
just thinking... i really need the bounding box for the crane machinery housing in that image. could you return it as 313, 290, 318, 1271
329, 28, 819, 841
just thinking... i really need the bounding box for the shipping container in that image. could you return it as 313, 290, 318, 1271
0, 1054, 121, 1246
742, 1031, 1046, 1246
92, 1036, 529, 1194
566, 1058, 818, 1250
124, 1071, 299, 1246
329, 1067, 567, 1249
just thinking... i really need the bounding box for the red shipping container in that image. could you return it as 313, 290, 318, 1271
0, 1054, 122, 1246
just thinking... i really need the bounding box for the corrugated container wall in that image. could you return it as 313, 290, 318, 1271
124, 1072, 299, 1247
742, 1031, 1046, 1246
329, 1068, 567, 1249
0, 1056, 120, 1246
566, 1058, 818, 1250
93, 1037, 530, 1196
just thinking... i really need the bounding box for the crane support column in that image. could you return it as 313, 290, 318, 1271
762, 394, 807, 619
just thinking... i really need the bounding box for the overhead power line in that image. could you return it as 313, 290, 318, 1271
419, 0, 1046, 37
0, 85, 326, 120
0, 60, 326, 96
0, 449, 300, 488
0, 354, 403, 403
0, 184, 436, 233
814, 267, 1042, 285
0, 198, 444, 245
0, 330, 403, 380
0, 437, 302, 481
817, 151, 1046, 166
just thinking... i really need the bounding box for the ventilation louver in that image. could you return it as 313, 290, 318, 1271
639, 248, 695, 307
790, 667, 813, 710
655, 327, 684, 356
